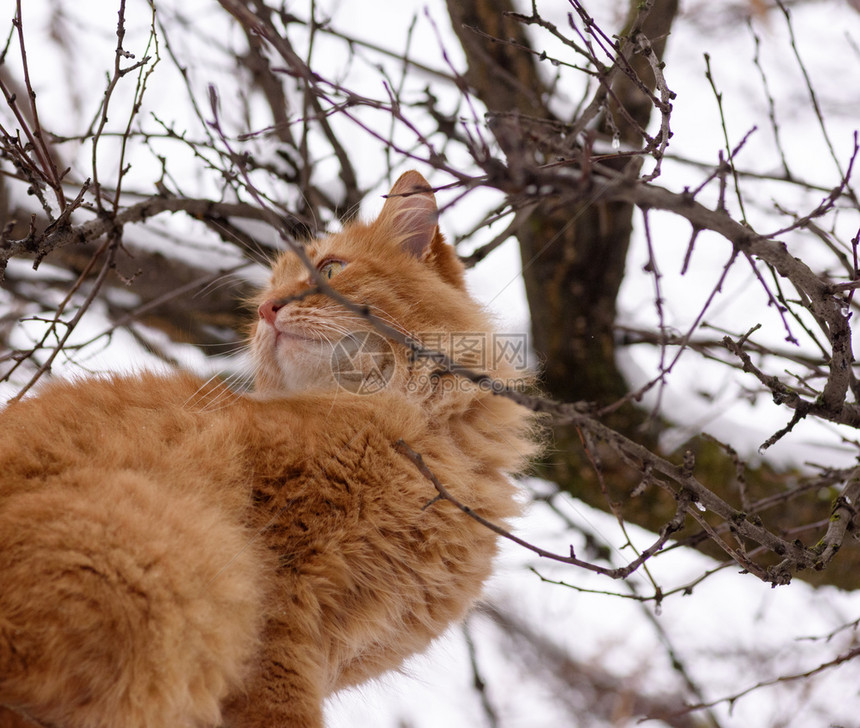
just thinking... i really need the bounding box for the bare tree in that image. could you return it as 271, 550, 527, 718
1, 0, 859, 724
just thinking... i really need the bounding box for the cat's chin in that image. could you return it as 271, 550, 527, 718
252, 353, 341, 396
253, 357, 340, 396
251, 327, 340, 391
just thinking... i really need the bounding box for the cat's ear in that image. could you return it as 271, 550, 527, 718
379, 171, 438, 259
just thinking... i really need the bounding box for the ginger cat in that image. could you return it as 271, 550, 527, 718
0, 172, 536, 728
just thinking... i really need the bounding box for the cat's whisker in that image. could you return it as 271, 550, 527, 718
360, 305, 414, 338
315, 323, 355, 340
302, 304, 414, 344
184, 370, 249, 414
183, 373, 224, 409
193, 268, 253, 301
194, 385, 240, 414
197, 342, 249, 357
219, 367, 256, 393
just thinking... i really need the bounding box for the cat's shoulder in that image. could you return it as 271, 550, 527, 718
2, 370, 216, 417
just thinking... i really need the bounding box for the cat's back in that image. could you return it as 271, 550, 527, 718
0, 372, 267, 728
0, 372, 251, 503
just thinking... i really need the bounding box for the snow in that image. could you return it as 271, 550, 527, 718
329, 490, 860, 727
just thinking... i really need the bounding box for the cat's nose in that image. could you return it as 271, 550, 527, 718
258, 299, 282, 325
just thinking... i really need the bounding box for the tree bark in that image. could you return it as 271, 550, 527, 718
446, 0, 860, 588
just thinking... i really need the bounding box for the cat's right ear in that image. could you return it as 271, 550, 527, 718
379, 171, 438, 259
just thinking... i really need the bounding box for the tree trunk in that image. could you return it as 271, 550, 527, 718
446, 0, 860, 589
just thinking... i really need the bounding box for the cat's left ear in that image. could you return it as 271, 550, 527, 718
380, 171, 438, 259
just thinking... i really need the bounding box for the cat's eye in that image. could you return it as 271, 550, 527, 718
318, 259, 346, 280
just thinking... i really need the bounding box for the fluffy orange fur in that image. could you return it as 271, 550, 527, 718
0, 172, 536, 728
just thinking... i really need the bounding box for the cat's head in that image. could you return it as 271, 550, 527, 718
250, 171, 512, 400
